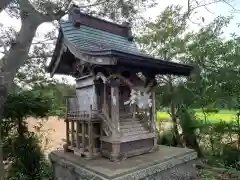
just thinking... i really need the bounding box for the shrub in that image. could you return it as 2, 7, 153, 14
222, 144, 240, 170
204, 108, 219, 114
1, 90, 54, 180
7, 133, 53, 180
157, 130, 178, 146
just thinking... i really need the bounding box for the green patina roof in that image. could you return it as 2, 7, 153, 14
61, 20, 140, 55
48, 15, 193, 77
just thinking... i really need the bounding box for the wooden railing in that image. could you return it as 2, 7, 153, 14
135, 109, 152, 132
97, 111, 113, 136
67, 110, 92, 120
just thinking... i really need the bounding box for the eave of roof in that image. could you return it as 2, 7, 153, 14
47, 13, 193, 76
74, 49, 193, 76
47, 30, 63, 73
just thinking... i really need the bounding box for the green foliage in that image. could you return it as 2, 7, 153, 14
222, 144, 240, 170
196, 117, 240, 170
157, 110, 235, 123
1, 90, 54, 179
157, 130, 178, 146
204, 108, 219, 114
3, 90, 52, 120
138, 3, 240, 165
32, 83, 75, 117
137, 5, 240, 176
7, 133, 53, 180
137, 5, 189, 58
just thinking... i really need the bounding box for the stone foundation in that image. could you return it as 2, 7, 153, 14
49, 145, 199, 180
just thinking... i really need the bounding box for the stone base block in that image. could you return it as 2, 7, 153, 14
49, 145, 199, 180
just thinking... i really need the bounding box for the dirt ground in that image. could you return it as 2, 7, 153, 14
26, 117, 173, 156
27, 116, 66, 155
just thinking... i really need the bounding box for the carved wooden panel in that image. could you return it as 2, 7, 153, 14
76, 87, 94, 112
67, 97, 78, 112
76, 76, 98, 112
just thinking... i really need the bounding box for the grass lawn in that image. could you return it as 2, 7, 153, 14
157, 109, 237, 123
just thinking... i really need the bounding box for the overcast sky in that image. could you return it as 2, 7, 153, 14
0, 0, 239, 84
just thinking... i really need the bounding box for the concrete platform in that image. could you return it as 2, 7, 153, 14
49, 145, 199, 180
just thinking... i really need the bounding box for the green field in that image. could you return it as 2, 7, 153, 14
157, 110, 237, 123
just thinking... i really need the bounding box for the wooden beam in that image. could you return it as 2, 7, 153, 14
50, 44, 65, 77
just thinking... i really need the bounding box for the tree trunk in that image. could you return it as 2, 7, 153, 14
0, 0, 12, 12
183, 132, 203, 157
201, 107, 207, 123
0, 17, 40, 180
0, 0, 67, 178
0, 83, 7, 179
237, 114, 240, 151
2, 19, 40, 82
178, 106, 203, 157
167, 76, 181, 146
170, 103, 181, 146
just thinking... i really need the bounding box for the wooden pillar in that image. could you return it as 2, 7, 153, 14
65, 119, 70, 145
132, 104, 136, 118
88, 105, 93, 157
76, 121, 80, 149
103, 83, 106, 111
71, 120, 75, 147
110, 143, 120, 162
82, 122, 85, 151
88, 121, 93, 157
111, 85, 120, 136
151, 91, 157, 146
110, 84, 120, 160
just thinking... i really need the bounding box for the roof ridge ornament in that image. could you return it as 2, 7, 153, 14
122, 22, 134, 41
67, 5, 134, 40
69, 5, 82, 28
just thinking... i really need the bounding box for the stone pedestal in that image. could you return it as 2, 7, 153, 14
49, 145, 199, 180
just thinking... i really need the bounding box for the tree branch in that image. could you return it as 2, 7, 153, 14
39, 0, 72, 22
79, 0, 110, 8
188, 0, 222, 15
0, 0, 12, 12
28, 54, 52, 59
18, 0, 44, 25
222, 0, 236, 10
0, 39, 8, 55
32, 38, 55, 45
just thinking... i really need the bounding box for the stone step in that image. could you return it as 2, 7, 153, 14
120, 123, 144, 129
120, 118, 140, 122
122, 129, 149, 136
119, 113, 133, 119
120, 119, 143, 124
121, 126, 146, 133
120, 121, 149, 129
120, 132, 155, 142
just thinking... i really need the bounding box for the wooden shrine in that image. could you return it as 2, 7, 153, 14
47, 5, 193, 161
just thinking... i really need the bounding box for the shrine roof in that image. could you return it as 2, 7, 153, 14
60, 20, 139, 55
47, 6, 193, 77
